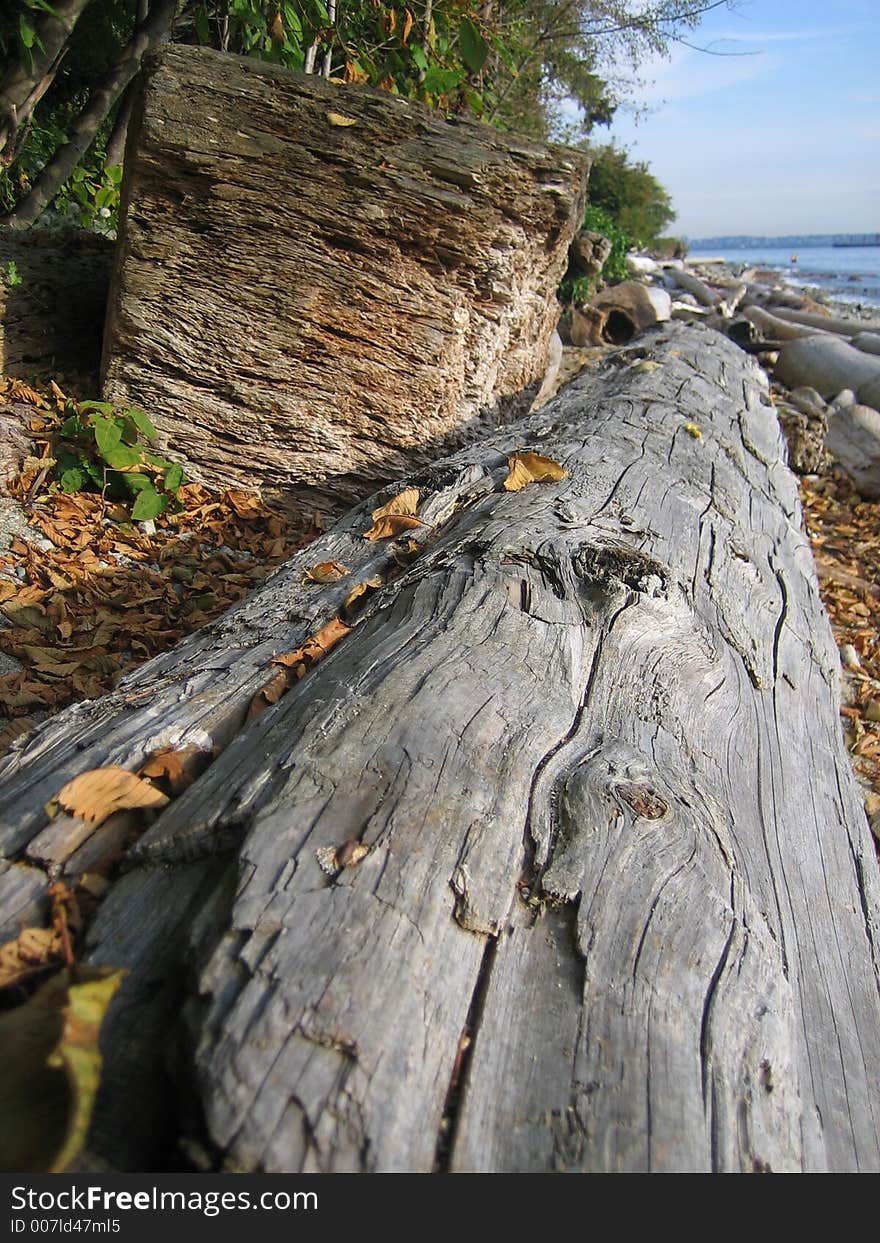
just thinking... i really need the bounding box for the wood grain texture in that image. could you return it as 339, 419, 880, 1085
101, 45, 588, 516
2, 323, 879, 1171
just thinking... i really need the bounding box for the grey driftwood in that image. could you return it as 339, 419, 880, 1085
2, 322, 879, 1172
102, 44, 588, 517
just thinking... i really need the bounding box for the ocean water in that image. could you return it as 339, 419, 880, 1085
688, 245, 880, 310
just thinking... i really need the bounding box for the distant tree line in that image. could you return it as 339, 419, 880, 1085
0, 0, 717, 240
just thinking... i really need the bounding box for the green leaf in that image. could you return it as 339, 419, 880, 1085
410, 44, 429, 72
81, 401, 115, 416
105, 164, 123, 186
102, 444, 141, 470
60, 467, 86, 493
131, 487, 167, 521
19, 16, 35, 48
60, 415, 87, 438
422, 65, 463, 94
125, 408, 157, 442
121, 473, 153, 494
458, 18, 488, 74
194, 5, 210, 43
163, 463, 184, 492
93, 417, 122, 458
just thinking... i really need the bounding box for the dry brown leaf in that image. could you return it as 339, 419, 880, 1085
0, 926, 64, 990
372, 487, 420, 520
402, 7, 414, 43
345, 576, 384, 607
249, 617, 352, 718
138, 744, 209, 795
55, 766, 170, 826
503, 452, 567, 492
364, 514, 424, 541
302, 560, 349, 584
269, 9, 284, 41
327, 111, 358, 127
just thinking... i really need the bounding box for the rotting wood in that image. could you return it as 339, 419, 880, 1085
101, 44, 588, 518
2, 323, 880, 1172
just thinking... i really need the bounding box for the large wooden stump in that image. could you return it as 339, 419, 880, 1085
2, 323, 880, 1172
101, 45, 588, 516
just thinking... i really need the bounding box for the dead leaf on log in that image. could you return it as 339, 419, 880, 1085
248, 616, 353, 718
345, 576, 384, 608
326, 111, 358, 127
55, 766, 170, 826
0, 926, 65, 990
684, 422, 702, 439
364, 513, 424, 541
138, 745, 209, 795
372, 487, 420, 520
503, 452, 567, 492
302, 560, 349, 584
0, 967, 124, 1172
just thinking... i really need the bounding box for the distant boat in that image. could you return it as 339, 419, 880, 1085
790, 253, 798, 263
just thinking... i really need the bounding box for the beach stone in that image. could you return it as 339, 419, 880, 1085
853, 333, 880, 356
830, 389, 857, 411
826, 403, 880, 498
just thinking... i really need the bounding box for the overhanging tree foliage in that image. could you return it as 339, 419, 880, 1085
0, 0, 732, 229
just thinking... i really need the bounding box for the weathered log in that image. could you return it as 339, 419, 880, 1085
0, 228, 112, 378
743, 304, 831, 342
767, 305, 871, 338
2, 323, 880, 1172
774, 334, 880, 409
826, 403, 880, 498
669, 267, 722, 307
570, 281, 670, 346
853, 332, 880, 357
101, 44, 588, 518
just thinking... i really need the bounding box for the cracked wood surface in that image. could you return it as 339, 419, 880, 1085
2, 323, 880, 1171
101, 44, 588, 516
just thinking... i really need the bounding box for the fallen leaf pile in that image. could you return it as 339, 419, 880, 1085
801, 467, 880, 828
0, 378, 317, 754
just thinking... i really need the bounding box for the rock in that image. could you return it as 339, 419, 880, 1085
830, 389, 857, 411
788, 387, 828, 417
627, 254, 658, 275
826, 403, 880, 498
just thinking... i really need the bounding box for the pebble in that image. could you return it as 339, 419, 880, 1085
840, 643, 861, 669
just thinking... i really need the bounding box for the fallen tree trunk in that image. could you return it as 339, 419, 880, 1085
2, 323, 880, 1172
774, 334, 880, 408
101, 44, 588, 518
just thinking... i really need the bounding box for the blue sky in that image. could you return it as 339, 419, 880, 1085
598, 0, 880, 238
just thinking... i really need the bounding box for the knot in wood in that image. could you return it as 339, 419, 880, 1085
616, 783, 668, 820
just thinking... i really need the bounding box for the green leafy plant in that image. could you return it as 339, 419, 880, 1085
5, 260, 22, 287
558, 203, 631, 304
52, 400, 187, 522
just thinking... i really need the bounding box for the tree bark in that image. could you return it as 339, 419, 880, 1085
2, 323, 879, 1172
1, 0, 179, 231
100, 44, 588, 518
0, 0, 94, 163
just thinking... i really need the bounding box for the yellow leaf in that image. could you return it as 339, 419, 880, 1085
684, 422, 702, 439
633, 360, 662, 373
326, 111, 358, 127
302, 560, 349, 584
503, 452, 567, 492
0, 967, 124, 1172
55, 766, 169, 826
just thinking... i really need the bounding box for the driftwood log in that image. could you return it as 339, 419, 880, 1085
102, 45, 588, 518
2, 323, 880, 1172
774, 334, 880, 409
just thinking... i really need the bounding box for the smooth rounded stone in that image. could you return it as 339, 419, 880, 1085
826, 403, 880, 498
628, 254, 658, 275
